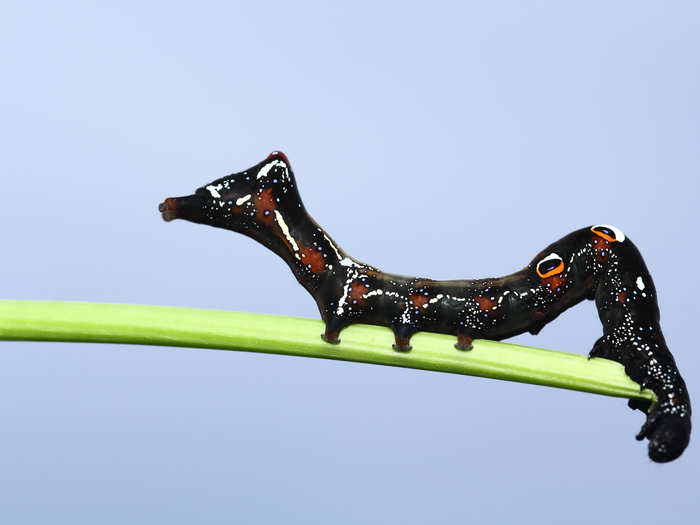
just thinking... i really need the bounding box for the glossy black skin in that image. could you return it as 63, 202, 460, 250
159, 151, 691, 462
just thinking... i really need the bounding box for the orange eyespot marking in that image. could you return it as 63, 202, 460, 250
536, 253, 565, 279
545, 273, 566, 291
590, 224, 625, 243
537, 261, 564, 279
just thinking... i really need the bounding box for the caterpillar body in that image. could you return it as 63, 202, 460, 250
159, 151, 691, 462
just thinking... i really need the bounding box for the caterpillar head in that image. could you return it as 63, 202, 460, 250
159, 151, 301, 231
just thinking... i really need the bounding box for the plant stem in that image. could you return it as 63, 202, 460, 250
0, 300, 654, 402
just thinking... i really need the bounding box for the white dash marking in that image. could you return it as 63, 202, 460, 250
324, 234, 343, 259
236, 194, 251, 206
274, 210, 299, 252
257, 159, 287, 180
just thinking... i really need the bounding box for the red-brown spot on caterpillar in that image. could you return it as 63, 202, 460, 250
618, 292, 627, 304
349, 281, 367, 306
299, 244, 326, 274
475, 296, 497, 311
591, 235, 611, 262
254, 188, 276, 225
543, 273, 566, 291
410, 294, 429, 309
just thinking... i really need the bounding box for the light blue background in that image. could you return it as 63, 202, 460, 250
1, 1, 699, 523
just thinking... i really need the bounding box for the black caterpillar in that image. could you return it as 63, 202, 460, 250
159, 151, 691, 462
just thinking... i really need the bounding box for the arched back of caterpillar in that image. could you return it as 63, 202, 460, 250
159, 151, 691, 462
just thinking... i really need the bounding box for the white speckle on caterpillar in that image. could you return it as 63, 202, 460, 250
206, 184, 223, 198
340, 257, 360, 267
636, 276, 645, 290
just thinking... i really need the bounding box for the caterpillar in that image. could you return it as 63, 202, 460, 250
159, 151, 691, 462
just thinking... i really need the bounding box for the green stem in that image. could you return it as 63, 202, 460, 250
0, 300, 654, 402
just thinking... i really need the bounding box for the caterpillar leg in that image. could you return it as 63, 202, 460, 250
588, 339, 609, 360
321, 332, 341, 345
588, 335, 618, 360
455, 330, 474, 351
528, 320, 546, 336
628, 398, 652, 413
392, 324, 416, 352
321, 316, 345, 345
